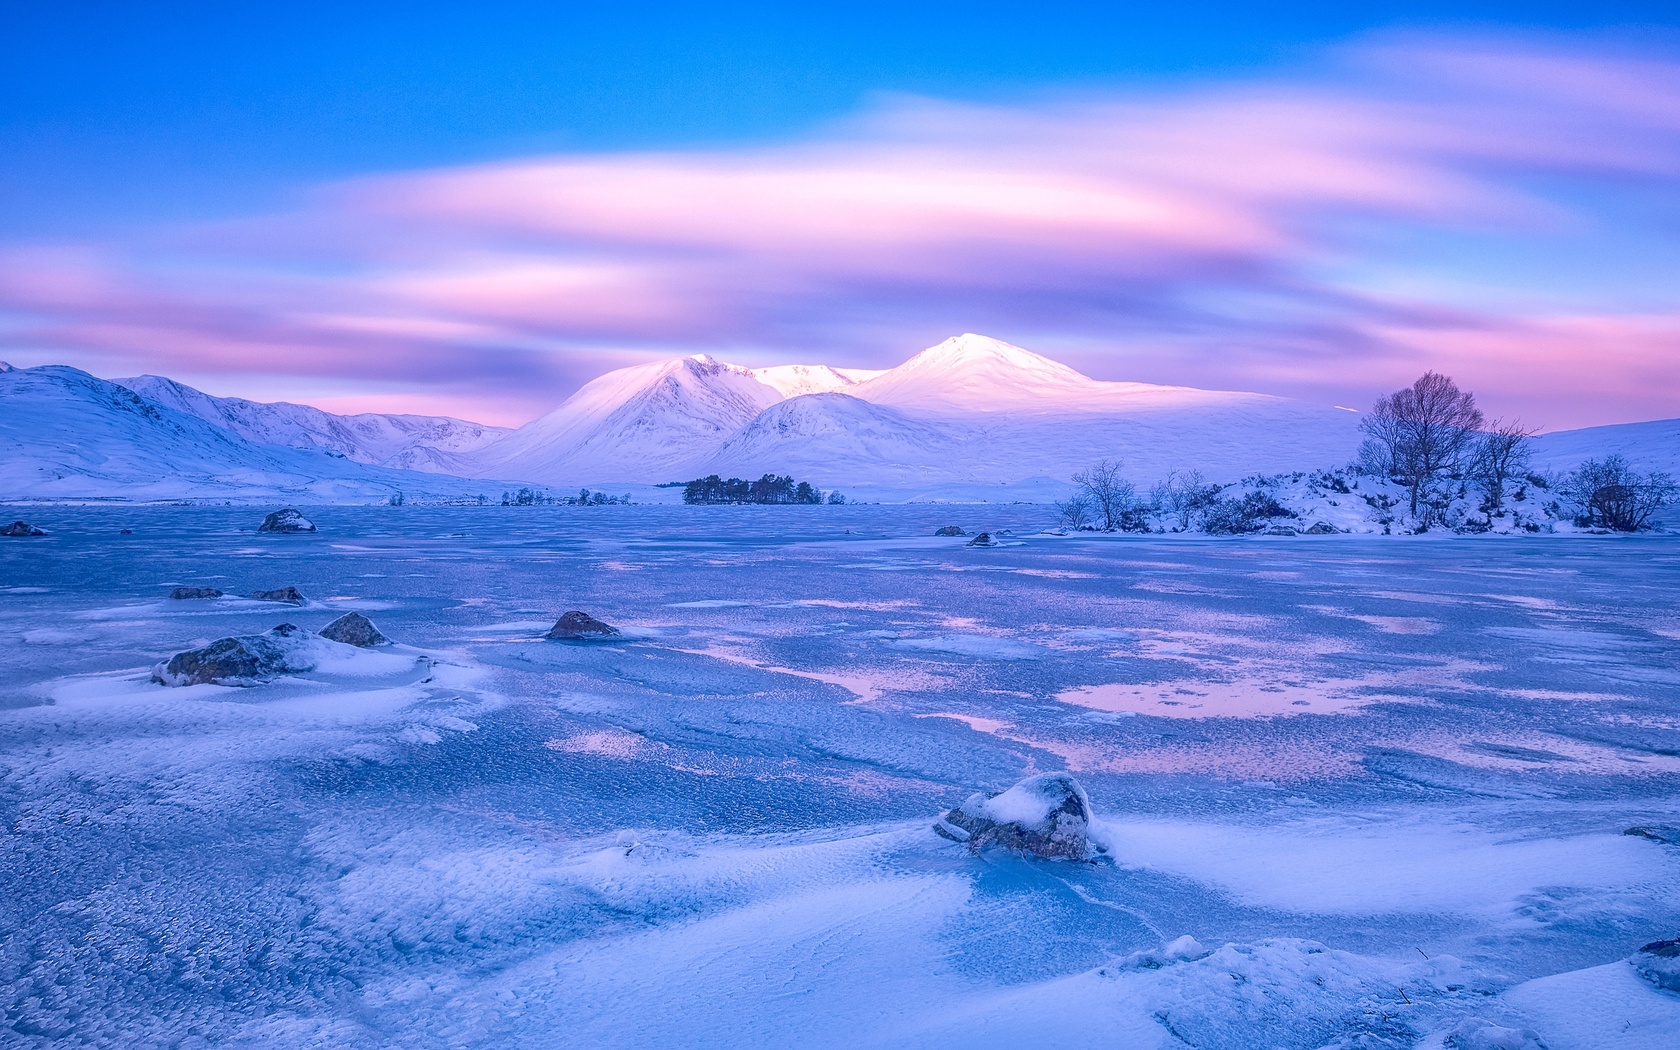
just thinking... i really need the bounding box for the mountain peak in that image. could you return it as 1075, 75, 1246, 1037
851, 333, 1097, 413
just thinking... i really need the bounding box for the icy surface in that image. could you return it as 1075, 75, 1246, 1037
1, 504, 1677, 1048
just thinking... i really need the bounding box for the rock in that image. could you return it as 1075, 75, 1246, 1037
1633, 937, 1680, 992
1263, 525, 1297, 536
152, 624, 315, 686
934, 525, 967, 537
1, 520, 47, 537
545, 610, 620, 640
1442, 1018, 1547, 1050
1624, 825, 1680, 845
119, 528, 133, 535
966, 532, 997, 547
249, 586, 305, 605
1304, 522, 1340, 535
934, 772, 1097, 860
169, 586, 224, 600
258, 508, 316, 534
319, 612, 389, 648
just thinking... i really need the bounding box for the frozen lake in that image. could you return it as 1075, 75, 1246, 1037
3, 505, 1678, 1048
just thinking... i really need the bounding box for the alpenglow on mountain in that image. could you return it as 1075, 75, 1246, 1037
462, 334, 1368, 491
7, 335, 1677, 502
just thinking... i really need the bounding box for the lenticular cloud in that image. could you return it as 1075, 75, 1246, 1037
1, 34, 1678, 425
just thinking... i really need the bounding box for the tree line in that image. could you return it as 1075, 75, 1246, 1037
682, 474, 844, 505
500, 487, 631, 506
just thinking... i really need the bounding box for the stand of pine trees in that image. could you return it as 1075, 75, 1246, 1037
683, 474, 823, 505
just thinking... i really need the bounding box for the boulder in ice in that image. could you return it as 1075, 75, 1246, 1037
319, 612, 389, 648
1, 520, 47, 537
249, 586, 305, 605
1623, 825, 1680, 845
1304, 521, 1340, 535
169, 586, 224, 600
546, 610, 620, 640
966, 532, 997, 547
152, 624, 316, 686
934, 772, 1096, 860
1633, 937, 1680, 992
258, 508, 316, 533
934, 525, 967, 537
1442, 1018, 1546, 1050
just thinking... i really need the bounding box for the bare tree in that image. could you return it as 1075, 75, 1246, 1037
1055, 491, 1094, 530
1150, 469, 1217, 530
1358, 372, 1484, 518
1561, 455, 1677, 531
1469, 418, 1535, 514
1072, 459, 1137, 532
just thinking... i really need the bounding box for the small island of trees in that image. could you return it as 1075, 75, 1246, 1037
683, 474, 843, 505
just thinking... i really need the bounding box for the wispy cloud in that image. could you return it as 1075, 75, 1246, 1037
2, 33, 1677, 427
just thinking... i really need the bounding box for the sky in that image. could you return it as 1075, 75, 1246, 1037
2, 2, 1678, 429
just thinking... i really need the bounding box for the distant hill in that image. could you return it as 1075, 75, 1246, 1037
114, 374, 508, 472
0, 364, 500, 502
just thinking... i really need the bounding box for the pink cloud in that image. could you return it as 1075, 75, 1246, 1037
2, 34, 1678, 426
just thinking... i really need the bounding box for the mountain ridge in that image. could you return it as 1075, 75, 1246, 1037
114, 374, 509, 472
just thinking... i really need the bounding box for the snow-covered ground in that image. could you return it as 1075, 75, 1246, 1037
2, 505, 1676, 1049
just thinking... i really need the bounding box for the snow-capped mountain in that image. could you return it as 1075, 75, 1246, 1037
750, 364, 885, 398
468, 334, 1368, 489
114, 374, 509, 472
11, 337, 1672, 503
468, 355, 788, 484
1, 365, 502, 502
701, 393, 964, 485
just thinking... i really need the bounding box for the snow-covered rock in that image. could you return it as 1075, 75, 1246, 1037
258, 508, 316, 533
966, 532, 998, 547
319, 612, 390, 648
168, 586, 223, 600
1442, 1018, 1547, 1050
152, 624, 319, 686
545, 611, 620, 640
1624, 825, 1680, 845
249, 586, 306, 605
934, 772, 1097, 859
1, 520, 47, 537
934, 525, 967, 536
1633, 937, 1680, 992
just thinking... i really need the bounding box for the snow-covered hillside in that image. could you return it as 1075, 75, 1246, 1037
1531, 417, 1680, 477
115, 374, 509, 472
468, 334, 1368, 490
702, 393, 964, 486
467, 355, 786, 484
0, 365, 502, 502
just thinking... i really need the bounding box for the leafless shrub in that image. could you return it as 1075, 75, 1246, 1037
1561, 455, 1677, 531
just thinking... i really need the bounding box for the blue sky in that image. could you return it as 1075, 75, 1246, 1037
6, 2, 1674, 230
2, 3, 1678, 427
